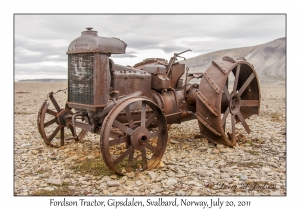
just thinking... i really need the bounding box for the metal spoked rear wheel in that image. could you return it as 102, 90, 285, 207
196, 57, 260, 146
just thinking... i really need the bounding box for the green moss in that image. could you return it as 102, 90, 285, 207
270, 112, 282, 122
36, 169, 48, 174
31, 182, 72, 196
31, 187, 74, 196
71, 156, 113, 176
248, 140, 254, 146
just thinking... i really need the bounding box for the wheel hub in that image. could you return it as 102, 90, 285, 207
229, 93, 241, 115
130, 127, 150, 151
57, 109, 72, 126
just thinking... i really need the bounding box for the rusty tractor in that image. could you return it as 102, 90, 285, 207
37, 27, 260, 175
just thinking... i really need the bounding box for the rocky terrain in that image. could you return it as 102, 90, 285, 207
14, 82, 286, 196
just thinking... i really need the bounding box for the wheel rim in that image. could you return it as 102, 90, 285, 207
37, 92, 87, 147
100, 97, 168, 175
196, 57, 260, 146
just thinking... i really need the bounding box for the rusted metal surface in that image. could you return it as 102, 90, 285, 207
37, 27, 261, 175
67, 27, 127, 54
111, 64, 152, 99
196, 57, 260, 146
100, 97, 168, 175
37, 92, 87, 147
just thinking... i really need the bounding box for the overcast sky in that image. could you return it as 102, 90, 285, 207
14, 14, 285, 80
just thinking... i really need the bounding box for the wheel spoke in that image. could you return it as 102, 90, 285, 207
149, 130, 160, 139
126, 150, 134, 172
44, 118, 56, 127
69, 125, 75, 136
142, 149, 148, 170
125, 106, 134, 128
141, 101, 146, 127
237, 111, 251, 134
113, 120, 133, 136
221, 107, 230, 126
49, 94, 61, 111
238, 73, 255, 96
223, 85, 230, 101
233, 64, 241, 93
231, 115, 236, 144
145, 111, 158, 128
113, 146, 134, 166
146, 143, 160, 155
110, 129, 124, 138
60, 127, 64, 146
48, 126, 61, 142
241, 100, 259, 107
46, 109, 57, 116
109, 136, 128, 147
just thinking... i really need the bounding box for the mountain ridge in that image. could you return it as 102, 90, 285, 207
181, 37, 286, 83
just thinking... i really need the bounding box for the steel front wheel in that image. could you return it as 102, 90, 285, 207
37, 92, 87, 147
100, 97, 168, 175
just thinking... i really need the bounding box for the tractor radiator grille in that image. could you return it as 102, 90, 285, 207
68, 53, 94, 105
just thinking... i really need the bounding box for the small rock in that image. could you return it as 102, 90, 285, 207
191, 191, 199, 196
212, 168, 220, 174
187, 181, 198, 185
125, 180, 135, 186
216, 144, 225, 150
196, 168, 208, 177
79, 177, 87, 181
32, 150, 39, 155
207, 148, 212, 154
107, 181, 120, 187
68, 186, 76, 190
166, 178, 177, 186
147, 171, 157, 180
170, 139, 180, 144
207, 162, 214, 168
135, 181, 143, 186
212, 149, 220, 154
108, 187, 118, 193
21, 143, 31, 147
199, 147, 208, 152
87, 155, 94, 159
220, 148, 231, 153
110, 175, 118, 179
48, 155, 56, 160
102, 176, 111, 182
208, 143, 215, 148
240, 174, 248, 181
47, 177, 62, 186
270, 190, 281, 195
153, 185, 163, 193
220, 173, 230, 179
43, 187, 54, 191
126, 172, 135, 178
176, 191, 186, 196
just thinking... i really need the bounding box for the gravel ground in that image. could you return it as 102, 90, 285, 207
14, 82, 286, 196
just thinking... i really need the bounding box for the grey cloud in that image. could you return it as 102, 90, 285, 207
111, 54, 137, 58
14, 14, 285, 79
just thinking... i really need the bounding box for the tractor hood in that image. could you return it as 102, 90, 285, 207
67, 27, 127, 54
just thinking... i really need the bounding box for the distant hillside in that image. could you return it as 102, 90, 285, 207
17, 79, 67, 83
181, 37, 286, 83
